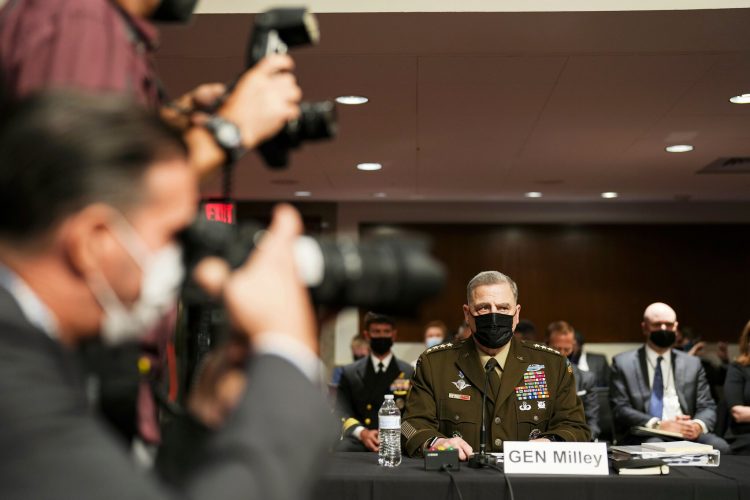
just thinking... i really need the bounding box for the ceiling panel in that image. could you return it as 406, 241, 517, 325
158, 9, 750, 202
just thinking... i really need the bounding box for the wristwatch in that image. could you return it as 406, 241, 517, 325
204, 115, 245, 166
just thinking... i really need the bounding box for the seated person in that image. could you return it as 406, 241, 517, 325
331, 334, 369, 386
412, 320, 448, 367
572, 330, 610, 388
423, 320, 448, 349
514, 319, 538, 342
676, 326, 729, 403
547, 321, 600, 440
610, 302, 729, 452
452, 320, 471, 343
401, 271, 590, 461
724, 320, 750, 455
335, 312, 413, 452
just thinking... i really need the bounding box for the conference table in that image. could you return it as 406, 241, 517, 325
313, 453, 750, 500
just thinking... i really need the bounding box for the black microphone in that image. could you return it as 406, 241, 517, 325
468, 359, 498, 468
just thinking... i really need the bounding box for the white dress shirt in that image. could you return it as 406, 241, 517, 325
644, 345, 707, 433
370, 352, 394, 374
352, 352, 395, 440
578, 351, 590, 372
0, 264, 59, 338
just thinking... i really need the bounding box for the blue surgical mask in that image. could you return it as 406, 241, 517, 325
425, 337, 444, 349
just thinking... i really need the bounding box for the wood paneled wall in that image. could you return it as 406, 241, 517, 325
362, 224, 750, 344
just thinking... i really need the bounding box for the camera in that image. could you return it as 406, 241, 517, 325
180, 209, 445, 314
248, 8, 337, 168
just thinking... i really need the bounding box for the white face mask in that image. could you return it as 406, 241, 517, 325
88, 215, 184, 345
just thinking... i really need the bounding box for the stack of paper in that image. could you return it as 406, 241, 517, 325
609, 441, 720, 467
641, 441, 713, 454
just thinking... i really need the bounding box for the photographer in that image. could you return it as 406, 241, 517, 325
0, 91, 333, 499
0, 0, 299, 177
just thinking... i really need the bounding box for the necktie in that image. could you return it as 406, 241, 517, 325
649, 356, 664, 418
377, 362, 385, 374
484, 358, 501, 399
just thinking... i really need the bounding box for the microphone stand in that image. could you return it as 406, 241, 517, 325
468, 362, 498, 468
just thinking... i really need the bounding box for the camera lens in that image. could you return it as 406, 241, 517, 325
287, 101, 337, 144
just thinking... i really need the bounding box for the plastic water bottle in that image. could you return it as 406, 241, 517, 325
378, 394, 402, 467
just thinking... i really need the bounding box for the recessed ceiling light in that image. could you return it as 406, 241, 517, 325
601, 192, 619, 199
335, 95, 369, 105
524, 192, 543, 198
373, 192, 387, 198
730, 94, 750, 104
357, 162, 382, 171
665, 144, 694, 153
294, 191, 311, 197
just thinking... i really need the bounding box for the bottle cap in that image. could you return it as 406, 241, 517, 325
384, 395, 394, 400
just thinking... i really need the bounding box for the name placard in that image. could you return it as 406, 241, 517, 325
503, 441, 608, 475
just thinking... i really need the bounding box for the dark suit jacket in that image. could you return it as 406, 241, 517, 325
0, 288, 334, 500
610, 346, 716, 441
336, 355, 413, 435
581, 352, 610, 388
572, 364, 600, 439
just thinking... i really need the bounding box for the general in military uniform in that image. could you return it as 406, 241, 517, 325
336, 312, 414, 452
401, 271, 590, 459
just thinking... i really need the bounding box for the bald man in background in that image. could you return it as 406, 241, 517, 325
610, 302, 729, 452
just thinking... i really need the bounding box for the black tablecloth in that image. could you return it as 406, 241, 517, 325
313, 453, 750, 500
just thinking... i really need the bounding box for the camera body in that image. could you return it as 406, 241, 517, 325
247, 8, 337, 168
180, 205, 445, 314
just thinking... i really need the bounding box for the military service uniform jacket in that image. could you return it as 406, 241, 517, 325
336, 355, 414, 437
401, 338, 590, 456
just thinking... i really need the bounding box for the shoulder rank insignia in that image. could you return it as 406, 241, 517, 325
425, 342, 453, 354
529, 343, 562, 356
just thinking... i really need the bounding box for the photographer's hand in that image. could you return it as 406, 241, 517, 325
161, 83, 227, 130
185, 55, 302, 178
220, 54, 302, 148
223, 204, 317, 354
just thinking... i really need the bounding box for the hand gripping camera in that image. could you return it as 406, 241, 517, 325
248, 8, 337, 168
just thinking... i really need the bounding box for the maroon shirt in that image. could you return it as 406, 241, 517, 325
0, 0, 161, 108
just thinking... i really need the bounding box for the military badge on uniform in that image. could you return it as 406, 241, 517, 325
537, 401, 546, 409
390, 373, 411, 396
514, 369, 550, 401
451, 370, 471, 391
449, 393, 471, 401
519, 402, 532, 411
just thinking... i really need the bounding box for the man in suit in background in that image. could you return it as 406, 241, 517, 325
336, 312, 414, 452
547, 321, 600, 440
610, 302, 729, 451
571, 330, 610, 388
330, 334, 370, 387
0, 92, 334, 499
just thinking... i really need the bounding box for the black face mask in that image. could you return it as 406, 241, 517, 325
649, 330, 676, 349
369, 337, 393, 356
151, 0, 198, 23
472, 312, 514, 349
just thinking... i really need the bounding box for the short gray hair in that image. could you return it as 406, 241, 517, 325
466, 271, 519, 305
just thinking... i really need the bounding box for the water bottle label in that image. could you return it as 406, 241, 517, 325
379, 415, 400, 429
